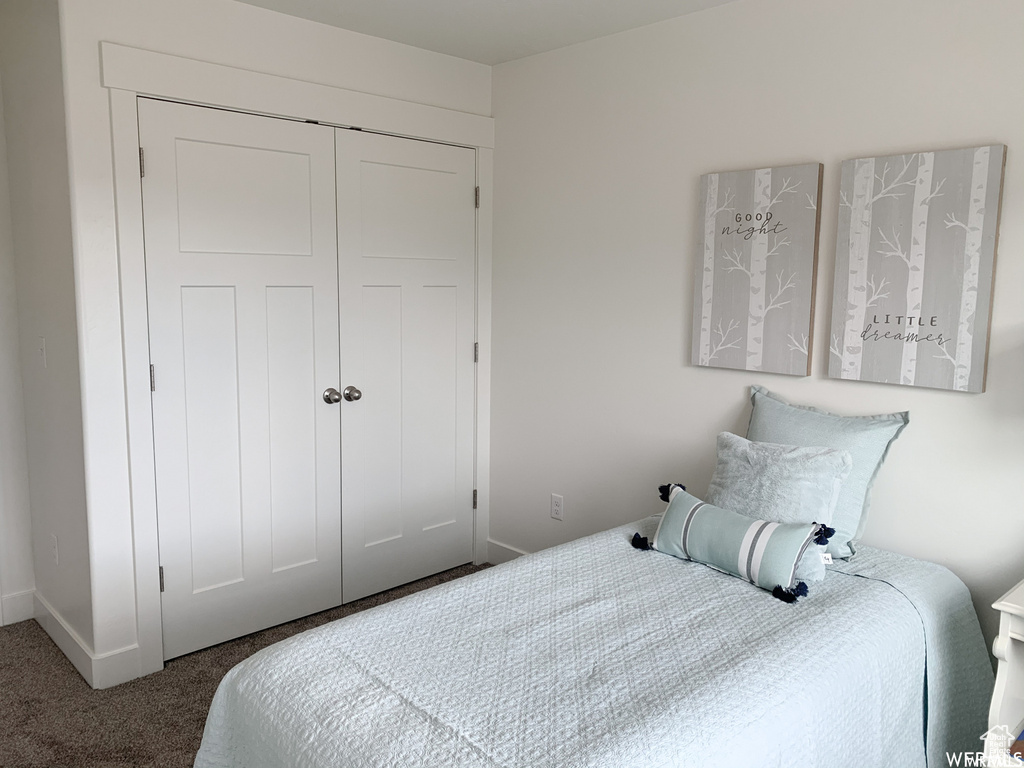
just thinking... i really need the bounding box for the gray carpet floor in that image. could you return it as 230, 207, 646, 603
0, 563, 489, 768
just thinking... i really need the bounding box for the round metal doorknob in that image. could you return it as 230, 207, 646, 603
342, 386, 362, 402
323, 388, 342, 404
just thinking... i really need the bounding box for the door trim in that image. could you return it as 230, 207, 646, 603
473, 148, 493, 566
101, 42, 493, 150
107, 50, 493, 681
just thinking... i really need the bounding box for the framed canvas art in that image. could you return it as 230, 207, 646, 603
828, 145, 1006, 392
691, 162, 824, 376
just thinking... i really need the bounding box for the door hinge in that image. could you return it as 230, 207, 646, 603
474, 342, 479, 363
474, 186, 480, 209
473, 489, 478, 510
150, 364, 155, 391
159, 566, 165, 592
139, 147, 145, 178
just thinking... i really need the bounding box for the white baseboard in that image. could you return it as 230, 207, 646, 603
487, 538, 530, 565
33, 592, 145, 689
34, 592, 95, 683
1, 589, 35, 625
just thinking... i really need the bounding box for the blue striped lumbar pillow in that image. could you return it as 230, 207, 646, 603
651, 485, 831, 601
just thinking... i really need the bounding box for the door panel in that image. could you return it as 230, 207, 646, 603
358, 285, 404, 548
266, 286, 319, 571
406, 286, 459, 532
140, 98, 341, 659
337, 130, 477, 602
360, 160, 466, 260
179, 286, 244, 592
173, 139, 314, 256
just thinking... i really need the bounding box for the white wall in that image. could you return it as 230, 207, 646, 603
491, 0, 1024, 646
0, 1, 88, 638
0, 73, 35, 627
47, 0, 492, 683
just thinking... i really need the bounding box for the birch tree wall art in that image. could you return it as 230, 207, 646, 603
691, 162, 823, 376
829, 145, 1006, 392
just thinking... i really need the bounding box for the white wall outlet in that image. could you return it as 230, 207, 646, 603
550, 493, 563, 521
51, 534, 59, 566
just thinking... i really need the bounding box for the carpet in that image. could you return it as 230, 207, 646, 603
0, 563, 488, 768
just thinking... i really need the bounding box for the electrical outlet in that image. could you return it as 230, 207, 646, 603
550, 493, 563, 521
51, 534, 59, 566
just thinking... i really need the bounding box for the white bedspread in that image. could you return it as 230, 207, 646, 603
194, 517, 992, 768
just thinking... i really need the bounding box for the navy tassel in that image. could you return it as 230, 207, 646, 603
771, 581, 808, 603
658, 483, 686, 502
772, 586, 797, 603
631, 532, 651, 550
812, 524, 836, 546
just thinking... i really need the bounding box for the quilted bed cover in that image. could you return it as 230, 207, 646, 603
194, 517, 993, 768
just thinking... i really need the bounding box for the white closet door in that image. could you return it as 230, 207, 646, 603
140, 98, 342, 659
336, 130, 477, 602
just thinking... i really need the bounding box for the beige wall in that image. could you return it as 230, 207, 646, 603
491, 0, 1024, 646
0, 72, 35, 627
0, 1, 87, 637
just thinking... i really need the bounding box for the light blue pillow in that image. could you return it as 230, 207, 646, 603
705, 432, 852, 582
652, 486, 830, 600
745, 386, 908, 559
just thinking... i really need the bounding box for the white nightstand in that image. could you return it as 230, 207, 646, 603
987, 578, 1024, 762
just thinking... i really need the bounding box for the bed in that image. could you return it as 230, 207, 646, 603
193, 514, 994, 768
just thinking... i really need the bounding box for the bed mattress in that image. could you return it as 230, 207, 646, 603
194, 516, 993, 768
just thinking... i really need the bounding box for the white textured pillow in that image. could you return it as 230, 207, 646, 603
705, 432, 852, 581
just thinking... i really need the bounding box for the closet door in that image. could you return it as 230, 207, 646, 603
336, 130, 477, 602
140, 98, 342, 659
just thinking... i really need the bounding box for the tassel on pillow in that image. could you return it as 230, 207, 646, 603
657, 483, 686, 503
772, 582, 809, 603
631, 532, 651, 550
813, 524, 836, 547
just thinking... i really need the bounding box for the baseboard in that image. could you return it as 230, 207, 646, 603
487, 538, 530, 565
34, 593, 144, 689
1, 589, 35, 625
34, 593, 95, 684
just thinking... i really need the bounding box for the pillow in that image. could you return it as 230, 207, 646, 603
705, 432, 852, 581
745, 386, 908, 559
650, 485, 832, 602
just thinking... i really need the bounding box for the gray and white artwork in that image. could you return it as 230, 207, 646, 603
691, 162, 823, 376
828, 145, 1005, 393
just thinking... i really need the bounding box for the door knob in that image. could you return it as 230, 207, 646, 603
323, 388, 342, 404
343, 386, 362, 402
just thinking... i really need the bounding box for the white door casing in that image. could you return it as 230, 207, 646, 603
336, 129, 477, 602
140, 98, 342, 659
